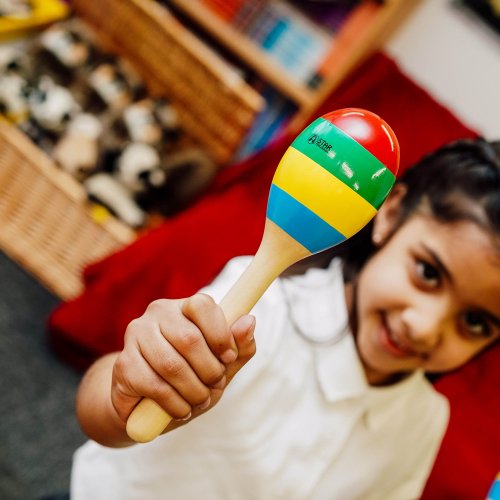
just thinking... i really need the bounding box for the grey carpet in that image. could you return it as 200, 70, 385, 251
0, 251, 86, 500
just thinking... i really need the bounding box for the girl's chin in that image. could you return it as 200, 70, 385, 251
358, 341, 415, 384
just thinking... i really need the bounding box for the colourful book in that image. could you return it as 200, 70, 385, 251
244, 6, 280, 44
235, 85, 294, 159
252, 1, 329, 84
313, 1, 378, 80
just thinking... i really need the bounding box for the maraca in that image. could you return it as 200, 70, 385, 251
126, 108, 400, 443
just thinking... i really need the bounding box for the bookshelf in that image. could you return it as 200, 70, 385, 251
165, 0, 420, 156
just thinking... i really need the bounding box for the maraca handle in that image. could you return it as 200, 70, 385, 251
219, 225, 300, 324
126, 399, 171, 443
126, 221, 310, 443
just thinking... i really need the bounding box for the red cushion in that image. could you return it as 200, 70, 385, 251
421, 344, 500, 499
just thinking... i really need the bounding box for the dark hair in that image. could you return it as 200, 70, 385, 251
339, 137, 500, 280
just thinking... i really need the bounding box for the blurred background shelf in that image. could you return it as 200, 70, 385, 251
166, 0, 420, 148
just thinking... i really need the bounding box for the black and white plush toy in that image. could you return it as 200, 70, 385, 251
85, 62, 137, 113
31, 20, 95, 87
0, 46, 31, 124
0, 45, 30, 76
139, 147, 218, 216
83, 142, 218, 228
122, 98, 164, 145
0, 73, 30, 124
104, 97, 181, 151
25, 75, 81, 150
28, 75, 80, 133
52, 112, 103, 180
84, 142, 166, 228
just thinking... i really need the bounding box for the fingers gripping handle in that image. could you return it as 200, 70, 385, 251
125, 239, 291, 443
124, 272, 260, 443
123, 272, 257, 444
124, 269, 268, 442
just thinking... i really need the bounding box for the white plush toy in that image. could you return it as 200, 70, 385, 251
84, 142, 166, 228
0, 73, 30, 124
28, 75, 80, 134
0, 45, 30, 76
87, 63, 133, 111
0, 46, 31, 124
52, 113, 103, 179
38, 23, 91, 70
0, 0, 32, 17
122, 99, 163, 145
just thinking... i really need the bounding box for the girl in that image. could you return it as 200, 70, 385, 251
72, 138, 500, 499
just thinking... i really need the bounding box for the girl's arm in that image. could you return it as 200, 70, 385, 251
75, 294, 257, 448
76, 352, 129, 447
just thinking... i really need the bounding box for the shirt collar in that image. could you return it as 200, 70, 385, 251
315, 333, 369, 403
316, 336, 429, 427
284, 258, 368, 404
363, 370, 427, 431
315, 333, 428, 430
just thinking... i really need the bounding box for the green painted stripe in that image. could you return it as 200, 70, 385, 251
291, 117, 396, 208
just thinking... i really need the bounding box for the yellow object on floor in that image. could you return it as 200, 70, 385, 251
0, 0, 69, 40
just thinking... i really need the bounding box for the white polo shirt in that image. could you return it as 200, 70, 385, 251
71, 257, 449, 500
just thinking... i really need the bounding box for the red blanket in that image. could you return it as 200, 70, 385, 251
47, 52, 498, 498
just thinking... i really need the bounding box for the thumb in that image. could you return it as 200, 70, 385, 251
226, 315, 256, 383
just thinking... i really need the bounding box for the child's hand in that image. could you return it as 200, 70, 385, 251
111, 293, 256, 429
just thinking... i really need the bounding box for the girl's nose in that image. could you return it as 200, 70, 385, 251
400, 299, 451, 350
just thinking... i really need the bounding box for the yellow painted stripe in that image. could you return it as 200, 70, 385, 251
272, 147, 377, 237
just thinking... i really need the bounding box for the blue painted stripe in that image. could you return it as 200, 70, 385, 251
266, 184, 346, 253
488, 478, 500, 500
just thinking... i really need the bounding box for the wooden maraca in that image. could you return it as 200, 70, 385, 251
126, 108, 400, 443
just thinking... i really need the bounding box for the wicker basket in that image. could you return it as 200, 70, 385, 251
0, 0, 263, 300
72, 0, 264, 165
0, 119, 136, 299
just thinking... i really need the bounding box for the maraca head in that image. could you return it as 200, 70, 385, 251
267, 108, 400, 254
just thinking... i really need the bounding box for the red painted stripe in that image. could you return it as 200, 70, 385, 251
322, 108, 400, 176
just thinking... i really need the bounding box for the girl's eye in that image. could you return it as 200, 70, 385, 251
461, 311, 492, 339
415, 260, 440, 288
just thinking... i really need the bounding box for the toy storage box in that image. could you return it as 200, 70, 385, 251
0, 0, 263, 300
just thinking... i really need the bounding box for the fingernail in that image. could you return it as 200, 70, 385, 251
212, 375, 226, 390
198, 397, 211, 410
177, 411, 191, 421
220, 349, 237, 364
234, 314, 255, 333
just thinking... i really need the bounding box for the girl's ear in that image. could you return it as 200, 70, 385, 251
372, 183, 407, 246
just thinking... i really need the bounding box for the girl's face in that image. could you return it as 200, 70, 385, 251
354, 189, 500, 385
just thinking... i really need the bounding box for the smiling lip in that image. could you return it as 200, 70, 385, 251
379, 318, 418, 358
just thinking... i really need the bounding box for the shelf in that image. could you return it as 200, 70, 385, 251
168, 0, 316, 107
165, 0, 420, 152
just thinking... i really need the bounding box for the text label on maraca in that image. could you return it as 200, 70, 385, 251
308, 133, 332, 153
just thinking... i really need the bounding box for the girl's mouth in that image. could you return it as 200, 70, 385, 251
379, 317, 418, 358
